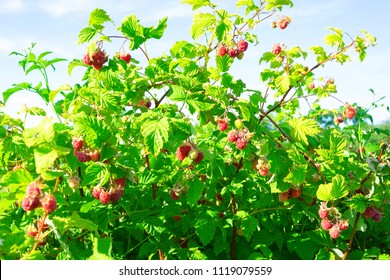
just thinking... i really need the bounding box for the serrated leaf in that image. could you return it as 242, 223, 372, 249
145, 17, 168, 40
187, 177, 204, 205
195, 217, 215, 245
0, 169, 33, 190
215, 19, 232, 41
316, 175, 348, 201
344, 194, 368, 213
78, 27, 97, 44
34, 145, 70, 174
187, 94, 215, 113
275, 75, 291, 92
71, 212, 97, 231
169, 85, 186, 101
88, 8, 112, 26
119, 15, 145, 50
182, 0, 212, 10
241, 215, 258, 241
23, 117, 55, 147
216, 54, 233, 72
141, 117, 169, 155
82, 163, 110, 187
283, 165, 306, 185
191, 12, 216, 39
288, 118, 321, 145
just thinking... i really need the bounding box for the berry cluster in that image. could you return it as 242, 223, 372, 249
278, 187, 301, 202
227, 128, 253, 150
252, 156, 270, 176
363, 206, 382, 222
91, 178, 125, 204
271, 16, 292, 30
21, 182, 57, 213
175, 144, 204, 164
27, 219, 49, 246
72, 137, 101, 163
318, 202, 349, 239
115, 51, 131, 63
169, 182, 189, 201
82, 48, 108, 70
217, 39, 249, 59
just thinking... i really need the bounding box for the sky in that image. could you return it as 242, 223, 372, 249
1, 0, 389, 126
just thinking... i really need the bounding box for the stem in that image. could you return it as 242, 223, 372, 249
342, 212, 360, 260
230, 157, 243, 260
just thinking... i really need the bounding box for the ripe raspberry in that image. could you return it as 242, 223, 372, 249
109, 187, 124, 203
26, 182, 42, 198
170, 189, 180, 200
76, 151, 91, 163
217, 119, 229, 131
99, 190, 111, 204
271, 44, 282, 55
216, 193, 223, 201
120, 52, 131, 63
40, 194, 57, 213
92, 186, 102, 199
339, 219, 349, 230
345, 107, 356, 119
21, 197, 40, 211
92, 63, 103, 70
217, 44, 227, 56
82, 53, 93, 65
72, 137, 84, 150
329, 225, 341, 239
218, 212, 225, 219
91, 49, 107, 65
114, 177, 126, 187
27, 226, 38, 237
237, 40, 248, 52
321, 219, 333, 230
309, 83, 315, 90
259, 167, 269, 176
291, 188, 301, 198
278, 191, 289, 202
173, 215, 181, 221
228, 47, 239, 58
193, 151, 204, 164
235, 138, 247, 150
363, 206, 377, 219
373, 212, 382, 222
176, 145, 192, 161
318, 209, 329, 219
89, 150, 100, 162
227, 130, 238, 142
37, 219, 49, 231
278, 18, 289, 29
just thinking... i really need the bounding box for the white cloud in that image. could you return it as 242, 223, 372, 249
37, 0, 91, 17
0, 0, 24, 13
0, 37, 16, 52
290, 0, 348, 21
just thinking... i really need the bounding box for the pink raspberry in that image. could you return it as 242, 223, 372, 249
109, 187, 124, 203
217, 44, 227, 56
235, 138, 247, 150
318, 209, 329, 219
92, 186, 102, 199
99, 190, 111, 204
329, 225, 341, 239
217, 119, 229, 131
193, 151, 204, 164
21, 197, 40, 211
228, 47, 239, 58
40, 194, 57, 213
176, 145, 192, 161
321, 219, 333, 230
227, 130, 238, 142
271, 44, 282, 55
72, 137, 84, 150
339, 219, 349, 230
76, 151, 91, 163
26, 182, 42, 198
237, 40, 248, 52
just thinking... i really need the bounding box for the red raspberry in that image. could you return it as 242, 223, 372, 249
309, 83, 315, 90
217, 119, 229, 131
373, 212, 382, 222
363, 206, 377, 219
170, 189, 180, 200
216, 193, 223, 201
345, 107, 356, 119
26, 182, 42, 198
92, 63, 103, 70
278, 191, 289, 202
339, 219, 349, 230
138, 99, 152, 108
99, 190, 111, 204
114, 177, 126, 187
193, 151, 204, 164
37, 219, 49, 231
91, 49, 107, 65
278, 18, 289, 29
27, 226, 38, 237
76, 151, 91, 163
89, 150, 100, 162
291, 188, 301, 198
72, 137, 84, 150
109, 187, 124, 203
259, 167, 269, 176
235, 138, 247, 150
197, 199, 206, 205
40, 194, 57, 213
217, 44, 227, 56
321, 219, 333, 230
318, 209, 329, 219
227, 130, 238, 142
218, 212, 225, 219
21, 197, 40, 211
329, 225, 341, 239
82, 53, 93, 65
271, 44, 282, 55
228, 47, 239, 58
92, 186, 102, 199
176, 145, 192, 161
120, 52, 131, 63
237, 40, 248, 52
173, 215, 181, 221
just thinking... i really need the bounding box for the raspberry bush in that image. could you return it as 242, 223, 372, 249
0, 0, 389, 260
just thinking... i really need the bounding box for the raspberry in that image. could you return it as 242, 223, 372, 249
278, 18, 289, 29
82, 53, 93, 65
217, 119, 229, 131
237, 51, 244, 60
217, 44, 227, 56
197, 199, 206, 205
120, 52, 131, 63
259, 167, 269, 176
329, 225, 341, 239
89, 150, 100, 162
114, 177, 126, 187
345, 107, 356, 119
170, 189, 180, 200
339, 219, 349, 230
92, 186, 102, 199
193, 151, 204, 164
72, 137, 84, 150
318, 209, 329, 219
99, 190, 111, 204
321, 219, 333, 230
235, 138, 247, 150
91, 49, 107, 65
92, 63, 103, 70
21, 197, 40, 211
138, 99, 152, 108
227, 130, 238, 142
309, 83, 315, 90
189, 150, 199, 161
218, 212, 225, 219
76, 151, 91, 163
68, 176, 80, 189
26, 182, 42, 198
173, 215, 181, 221
216, 193, 223, 201
271, 44, 282, 55
228, 47, 239, 58
372, 212, 382, 222
176, 145, 192, 161
27, 226, 38, 237
109, 187, 124, 203
363, 206, 377, 219
37, 219, 49, 231
40, 194, 57, 213
291, 188, 301, 198
278, 191, 289, 202
237, 40, 248, 52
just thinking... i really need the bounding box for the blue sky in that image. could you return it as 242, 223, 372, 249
1, 0, 389, 126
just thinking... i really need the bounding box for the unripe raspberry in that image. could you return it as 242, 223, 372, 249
27, 225, 38, 237
40, 194, 57, 213
22, 197, 40, 211
278, 191, 289, 202
345, 107, 356, 119
227, 130, 238, 142
99, 190, 111, 204
235, 138, 247, 150
37, 219, 49, 231
217, 119, 229, 131
189, 150, 199, 161
68, 176, 80, 189
89, 149, 100, 162
173, 215, 181, 221
321, 219, 333, 230
329, 225, 341, 239
363, 206, 377, 219
176, 145, 192, 161
309, 83, 315, 90
237, 40, 248, 52
26, 182, 42, 198
339, 219, 349, 230
271, 21, 277, 28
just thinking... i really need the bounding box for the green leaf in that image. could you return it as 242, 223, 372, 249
34, 145, 70, 174
0, 169, 33, 190
288, 118, 321, 145
284, 165, 306, 185
216, 54, 233, 72
119, 15, 145, 50
182, 0, 212, 10
70, 212, 98, 231
23, 117, 55, 147
191, 12, 216, 39
316, 175, 348, 201
275, 75, 291, 92
82, 163, 110, 187
89, 237, 113, 260
169, 85, 186, 101
141, 117, 170, 155
215, 19, 232, 41
78, 27, 97, 44
241, 215, 259, 241
187, 177, 204, 205
344, 194, 368, 213
145, 17, 168, 39
330, 130, 347, 157
195, 217, 215, 245
187, 94, 215, 113
88, 8, 112, 26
